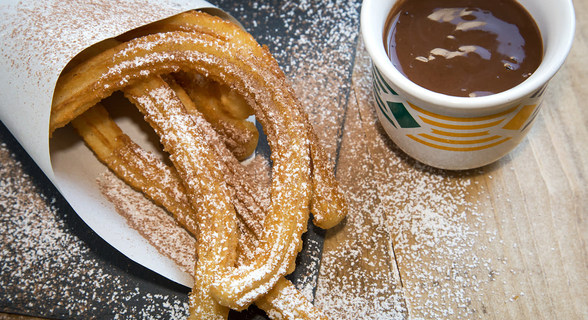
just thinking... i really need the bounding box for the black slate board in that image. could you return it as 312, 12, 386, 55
0, 0, 361, 318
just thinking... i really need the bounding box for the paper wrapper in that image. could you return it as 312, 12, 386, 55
0, 0, 242, 288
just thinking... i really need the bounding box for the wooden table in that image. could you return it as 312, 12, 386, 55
1, 0, 586, 319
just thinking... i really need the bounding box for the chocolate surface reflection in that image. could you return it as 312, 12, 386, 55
385, 0, 543, 97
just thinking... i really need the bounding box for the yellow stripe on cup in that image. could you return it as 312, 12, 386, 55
407, 134, 512, 152
419, 116, 505, 130
407, 102, 519, 122
502, 104, 537, 130
400, 101, 526, 152
419, 133, 502, 145
431, 129, 490, 137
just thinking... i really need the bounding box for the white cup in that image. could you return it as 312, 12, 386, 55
361, 0, 575, 170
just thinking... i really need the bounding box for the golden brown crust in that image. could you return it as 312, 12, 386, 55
122, 75, 237, 319
51, 27, 312, 310
72, 101, 328, 320
51, 10, 345, 317
134, 10, 348, 229
162, 74, 266, 236
171, 71, 258, 161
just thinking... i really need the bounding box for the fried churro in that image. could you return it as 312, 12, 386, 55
123, 10, 347, 229
72, 92, 326, 320
51, 10, 346, 318
171, 71, 258, 161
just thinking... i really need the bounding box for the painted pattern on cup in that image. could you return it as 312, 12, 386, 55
372, 65, 546, 153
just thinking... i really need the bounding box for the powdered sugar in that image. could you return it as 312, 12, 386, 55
312, 37, 506, 319
2, 0, 498, 318
0, 0, 192, 81
0, 142, 190, 318
219, 0, 361, 162
99, 170, 197, 277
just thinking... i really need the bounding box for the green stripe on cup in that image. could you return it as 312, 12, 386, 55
375, 90, 397, 128
387, 101, 420, 128
372, 68, 389, 95
374, 67, 398, 96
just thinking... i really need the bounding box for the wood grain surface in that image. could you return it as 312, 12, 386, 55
316, 0, 588, 318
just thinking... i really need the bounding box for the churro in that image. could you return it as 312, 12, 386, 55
51, 10, 346, 317
121, 75, 236, 319
120, 10, 347, 229
72, 95, 327, 320
51, 26, 312, 310
171, 71, 258, 161
70, 103, 198, 235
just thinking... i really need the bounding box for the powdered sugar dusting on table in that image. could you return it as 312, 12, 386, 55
311, 38, 507, 319
379, 165, 497, 319
223, 0, 361, 162
0, 142, 190, 318
220, 0, 363, 308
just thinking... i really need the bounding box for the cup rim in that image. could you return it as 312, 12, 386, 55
360, 0, 576, 112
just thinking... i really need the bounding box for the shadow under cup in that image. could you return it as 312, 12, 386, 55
361, 0, 575, 170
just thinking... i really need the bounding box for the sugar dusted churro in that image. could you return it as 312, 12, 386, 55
51, 10, 345, 318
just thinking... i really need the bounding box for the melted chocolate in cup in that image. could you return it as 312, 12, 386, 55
385, 0, 543, 97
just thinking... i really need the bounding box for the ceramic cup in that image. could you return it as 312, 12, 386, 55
361, 0, 575, 170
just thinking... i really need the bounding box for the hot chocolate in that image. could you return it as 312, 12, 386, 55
385, 0, 543, 97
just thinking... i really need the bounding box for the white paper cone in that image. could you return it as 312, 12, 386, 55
0, 0, 241, 287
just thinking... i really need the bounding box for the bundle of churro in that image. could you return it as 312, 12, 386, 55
50, 11, 347, 319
